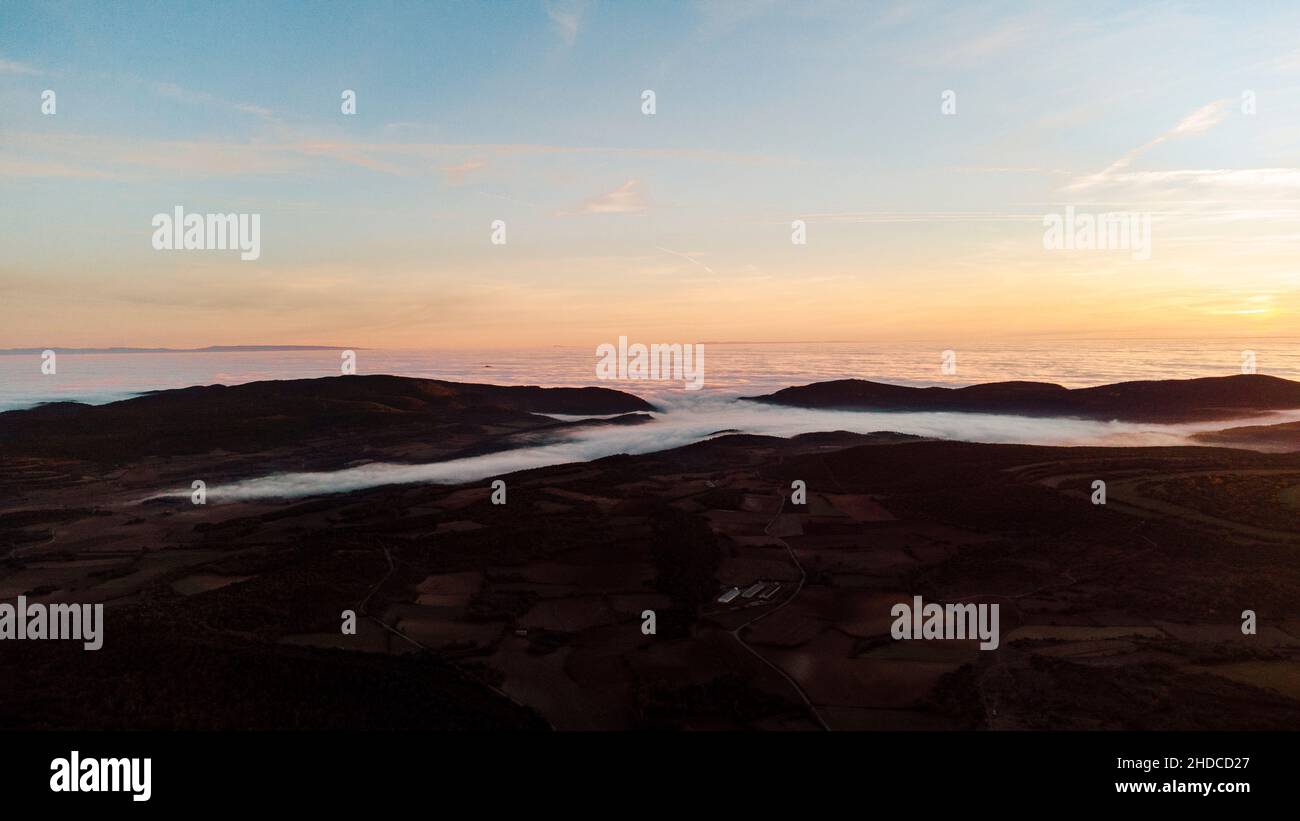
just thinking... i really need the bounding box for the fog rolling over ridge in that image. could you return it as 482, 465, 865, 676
198, 391, 1300, 500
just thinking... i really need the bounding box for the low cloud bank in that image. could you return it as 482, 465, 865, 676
183, 394, 1300, 500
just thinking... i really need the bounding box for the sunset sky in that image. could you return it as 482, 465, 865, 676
2, 0, 1299, 348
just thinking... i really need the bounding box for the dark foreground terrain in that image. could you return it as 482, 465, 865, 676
2, 377, 1300, 730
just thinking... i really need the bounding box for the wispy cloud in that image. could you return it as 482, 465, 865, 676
0, 133, 778, 181
1069, 167, 1300, 196
796, 211, 1043, 224
559, 178, 647, 215
0, 157, 122, 180
0, 57, 42, 76
153, 81, 276, 121
545, 0, 588, 46
296, 140, 405, 174
655, 245, 716, 274
695, 0, 784, 37
1068, 100, 1232, 191
1272, 50, 1300, 73
937, 17, 1034, 65
442, 157, 488, 184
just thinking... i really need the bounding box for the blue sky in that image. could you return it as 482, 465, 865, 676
2, 1, 1299, 347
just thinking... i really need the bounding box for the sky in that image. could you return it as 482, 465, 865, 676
2, 0, 1299, 349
